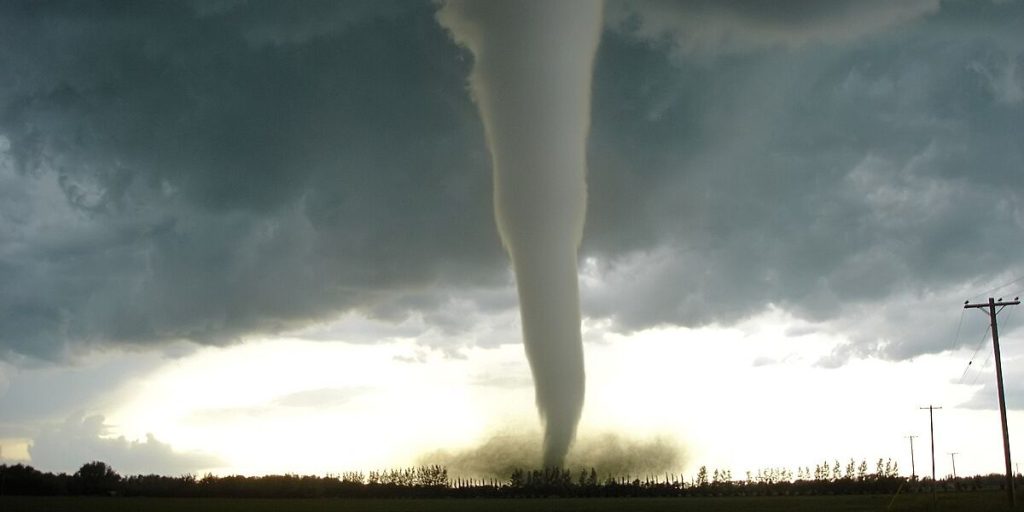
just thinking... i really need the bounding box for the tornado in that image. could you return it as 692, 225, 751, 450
437, 1, 602, 468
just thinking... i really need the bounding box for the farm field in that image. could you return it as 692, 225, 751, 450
2, 492, 1023, 512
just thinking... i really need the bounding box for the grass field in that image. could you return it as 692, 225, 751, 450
3, 492, 1024, 512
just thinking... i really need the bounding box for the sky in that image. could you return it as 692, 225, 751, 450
1, 0, 1023, 480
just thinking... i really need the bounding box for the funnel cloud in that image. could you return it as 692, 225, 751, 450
437, 0, 603, 468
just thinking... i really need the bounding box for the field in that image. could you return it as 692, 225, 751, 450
3, 492, 1024, 512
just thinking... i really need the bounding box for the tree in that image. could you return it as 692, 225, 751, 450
888, 460, 899, 478
696, 466, 708, 487
509, 468, 525, 489
817, 460, 829, 481
74, 461, 120, 495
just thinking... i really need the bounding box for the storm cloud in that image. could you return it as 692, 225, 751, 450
605, 0, 941, 55
28, 413, 222, 474
0, 0, 1022, 365
0, 1, 502, 359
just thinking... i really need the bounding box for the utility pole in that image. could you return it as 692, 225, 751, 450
907, 435, 919, 479
949, 452, 958, 479
920, 405, 942, 501
965, 296, 1019, 507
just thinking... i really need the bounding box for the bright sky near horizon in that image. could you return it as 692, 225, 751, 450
2, 0, 1024, 481
3, 297, 1023, 479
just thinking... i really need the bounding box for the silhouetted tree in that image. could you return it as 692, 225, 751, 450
8, 459, 984, 499
696, 466, 708, 487
74, 461, 120, 495
508, 468, 525, 489
0, 464, 69, 495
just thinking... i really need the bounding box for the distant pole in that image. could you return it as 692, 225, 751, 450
965, 296, 1019, 507
920, 405, 942, 501
949, 452, 958, 479
907, 435, 919, 479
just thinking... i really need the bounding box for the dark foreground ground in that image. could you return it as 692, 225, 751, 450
3, 492, 1023, 512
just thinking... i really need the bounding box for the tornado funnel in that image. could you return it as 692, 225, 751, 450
437, 0, 602, 468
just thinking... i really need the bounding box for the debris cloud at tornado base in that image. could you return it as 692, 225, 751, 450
419, 430, 685, 480
436, 0, 603, 469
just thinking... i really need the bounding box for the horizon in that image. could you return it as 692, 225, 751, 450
1, 456, 1014, 482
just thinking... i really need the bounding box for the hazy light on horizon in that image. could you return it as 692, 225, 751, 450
19, 310, 1001, 479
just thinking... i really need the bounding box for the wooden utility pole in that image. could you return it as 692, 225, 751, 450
907, 435, 919, 479
965, 297, 1019, 507
920, 405, 942, 501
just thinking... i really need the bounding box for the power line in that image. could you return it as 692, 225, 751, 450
952, 279, 1024, 384
950, 308, 966, 352
969, 349, 994, 386
972, 276, 1024, 301
958, 323, 992, 384
955, 295, 1019, 385
965, 305, 1017, 386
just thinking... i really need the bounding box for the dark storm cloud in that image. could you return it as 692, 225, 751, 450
0, 0, 503, 359
605, 0, 940, 56
583, 1, 1024, 361
1, 0, 1022, 364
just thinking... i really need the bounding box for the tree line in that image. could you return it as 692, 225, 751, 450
0, 460, 1020, 499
